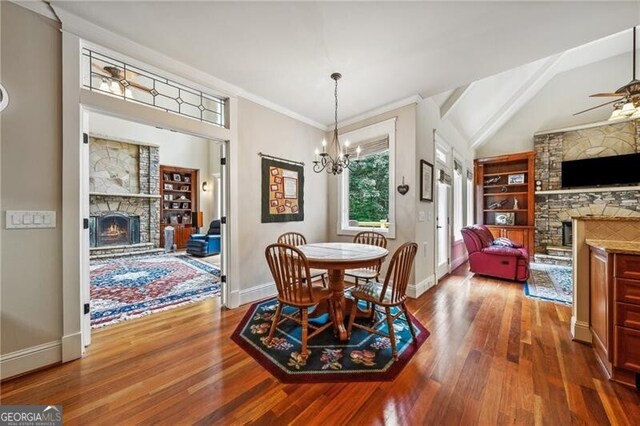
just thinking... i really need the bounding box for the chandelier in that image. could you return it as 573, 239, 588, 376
313, 73, 361, 175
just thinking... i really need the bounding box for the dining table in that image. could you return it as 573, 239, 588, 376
297, 242, 389, 341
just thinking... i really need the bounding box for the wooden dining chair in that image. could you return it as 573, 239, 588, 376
277, 232, 327, 287
347, 242, 418, 360
265, 243, 336, 361
345, 231, 388, 287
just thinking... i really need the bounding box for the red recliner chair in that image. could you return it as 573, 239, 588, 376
461, 225, 530, 282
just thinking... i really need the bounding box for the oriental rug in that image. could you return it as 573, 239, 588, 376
90, 254, 221, 328
231, 293, 430, 383
524, 263, 573, 305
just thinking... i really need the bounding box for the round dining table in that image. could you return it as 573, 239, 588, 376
297, 242, 389, 341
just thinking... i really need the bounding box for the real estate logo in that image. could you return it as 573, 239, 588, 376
0, 405, 62, 426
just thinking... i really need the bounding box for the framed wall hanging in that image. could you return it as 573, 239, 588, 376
261, 156, 304, 223
420, 160, 434, 202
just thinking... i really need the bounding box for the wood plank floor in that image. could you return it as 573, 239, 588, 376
2, 265, 639, 425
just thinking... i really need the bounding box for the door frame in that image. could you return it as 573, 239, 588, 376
62, 33, 239, 361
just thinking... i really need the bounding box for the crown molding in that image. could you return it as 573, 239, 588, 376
337, 95, 423, 130
10, 0, 58, 22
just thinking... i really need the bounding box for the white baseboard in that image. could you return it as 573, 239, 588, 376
238, 281, 277, 306
450, 254, 468, 271
61, 332, 83, 362
571, 316, 592, 343
0, 340, 61, 380
407, 274, 436, 299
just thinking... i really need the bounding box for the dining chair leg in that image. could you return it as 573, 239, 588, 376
346, 298, 358, 338
402, 302, 417, 343
327, 300, 338, 335
321, 274, 327, 288
300, 308, 309, 360
267, 302, 283, 344
385, 307, 398, 360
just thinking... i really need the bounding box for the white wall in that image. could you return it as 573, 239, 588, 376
88, 113, 220, 227
477, 52, 633, 158
1, 2, 63, 363
236, 98, 328, 297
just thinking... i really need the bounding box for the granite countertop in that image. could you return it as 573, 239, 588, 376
572, 216, 640, 222
586, 239, 640, 255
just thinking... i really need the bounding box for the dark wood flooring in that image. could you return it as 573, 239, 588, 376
2, 265, 639, 425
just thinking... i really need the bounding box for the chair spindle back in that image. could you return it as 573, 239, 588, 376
379, 242, 418, 304
277, 232, 308, 247
265, 243, 315, 305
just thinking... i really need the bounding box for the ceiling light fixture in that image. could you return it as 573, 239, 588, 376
0, 83, 9, 112
313, 73, 360, 175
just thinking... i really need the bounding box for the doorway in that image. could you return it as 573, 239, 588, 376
81, 111, 228, 342
436, 178, 451, 280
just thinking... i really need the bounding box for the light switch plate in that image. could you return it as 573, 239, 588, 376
5, 211, 56, 229
418, 211, 426, 222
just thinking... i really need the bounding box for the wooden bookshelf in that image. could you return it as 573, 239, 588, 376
474, 151, 535, 255
160, 165, 199, 249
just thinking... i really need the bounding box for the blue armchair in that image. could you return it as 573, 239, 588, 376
186, 220, 221, 257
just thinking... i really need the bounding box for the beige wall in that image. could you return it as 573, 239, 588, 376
328, 104, 417, 282
236, 98, 328, 292
1, 2, 62, 354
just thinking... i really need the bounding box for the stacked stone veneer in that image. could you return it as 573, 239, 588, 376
534, 120, 640, 253
89, 137, 160, 254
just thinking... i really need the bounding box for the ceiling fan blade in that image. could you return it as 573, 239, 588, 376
589, 92, 624, 97
128, 81, 153, 93
573, 98, 623, 116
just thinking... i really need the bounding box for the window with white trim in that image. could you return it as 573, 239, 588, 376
339, 118, 396, 238
466, 170, 474, 226
453, 159, 464, 241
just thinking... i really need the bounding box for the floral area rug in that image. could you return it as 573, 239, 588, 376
231, 293, 430, 383
90, 254, 221, 328
524, 263, 573, 305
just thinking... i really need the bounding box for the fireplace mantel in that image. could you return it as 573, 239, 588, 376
536, 185, 640, 195
89, 192, 162, 199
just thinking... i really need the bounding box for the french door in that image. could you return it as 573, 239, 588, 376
436, 179, 451, 280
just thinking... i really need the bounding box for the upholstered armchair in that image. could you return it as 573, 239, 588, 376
461, 225, 529, 282
186, 219, 221, 257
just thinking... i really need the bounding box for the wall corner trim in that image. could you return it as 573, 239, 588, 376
407, 274, 436, 299
0, 340, 62, 380
571, 317, 592, 343
61, 332, 83, 362
238, 281, 277, 306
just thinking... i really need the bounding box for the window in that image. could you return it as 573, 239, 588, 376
453, 159, 463, 241
466, 170, 474, 226
339, 118, 396, 237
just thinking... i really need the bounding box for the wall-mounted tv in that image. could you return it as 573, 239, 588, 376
561, 153, 640, 188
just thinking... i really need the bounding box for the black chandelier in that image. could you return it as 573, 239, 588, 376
313, 73, 361, 175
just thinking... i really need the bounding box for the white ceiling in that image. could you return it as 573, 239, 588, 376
54, 1, 640, 126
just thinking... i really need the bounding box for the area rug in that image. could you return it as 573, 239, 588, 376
231, 294, 430, 383
90, 254, 221, 328
524, 263, 573, 305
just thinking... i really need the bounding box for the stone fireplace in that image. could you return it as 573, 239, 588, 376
534, 120, 640, 260
89, 136, 160, 258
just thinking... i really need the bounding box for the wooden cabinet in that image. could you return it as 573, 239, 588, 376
589, 245, 640, 389
160, 165, 199, 249
474, 152, 535, 256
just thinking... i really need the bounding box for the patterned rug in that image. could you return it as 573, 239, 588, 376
524, 263, 573, 305
231, 294, 430, 383
90, 254, 221, 328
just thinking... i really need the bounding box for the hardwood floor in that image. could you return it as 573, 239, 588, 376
2, 265, 639, 425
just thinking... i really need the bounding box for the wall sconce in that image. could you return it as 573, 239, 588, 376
202, 181, 208, 192
0, 83, 9, 112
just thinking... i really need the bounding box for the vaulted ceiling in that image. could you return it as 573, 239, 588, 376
54, 1, 640, 126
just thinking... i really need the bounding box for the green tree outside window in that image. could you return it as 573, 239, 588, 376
348, 151, 389, 225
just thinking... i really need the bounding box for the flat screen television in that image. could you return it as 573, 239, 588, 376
561, 153, 640, 188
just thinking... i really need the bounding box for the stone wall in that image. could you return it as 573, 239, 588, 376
534, 119, 640, 253
89, 137, 160, 253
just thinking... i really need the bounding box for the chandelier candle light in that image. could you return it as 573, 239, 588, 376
313, 73, 361, 175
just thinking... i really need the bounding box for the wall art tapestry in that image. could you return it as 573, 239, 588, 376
261, 157, 304, 223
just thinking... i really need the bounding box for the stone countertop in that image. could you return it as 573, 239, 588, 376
586, 239, 640, 255
573, 216, 640, 222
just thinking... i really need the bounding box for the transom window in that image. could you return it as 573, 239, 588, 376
339, 118, 396, 238
81, 48, 227, 127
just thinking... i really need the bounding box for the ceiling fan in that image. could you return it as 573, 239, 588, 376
92, 63, 153, 95
574, 26, 640, 119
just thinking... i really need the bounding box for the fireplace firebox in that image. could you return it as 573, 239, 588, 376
90, 214, 140, 247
